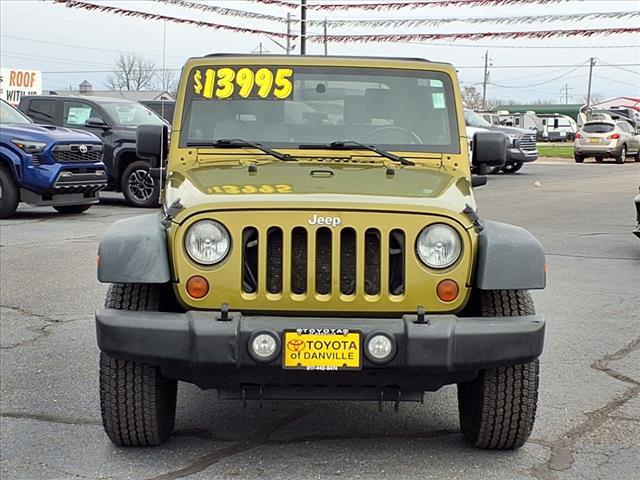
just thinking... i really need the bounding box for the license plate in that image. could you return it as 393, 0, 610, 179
283, 330, 361, 371
589, 138, 600, 143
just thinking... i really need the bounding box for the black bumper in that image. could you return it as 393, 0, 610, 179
96, 309, 544, 394
507, 148, 538, 163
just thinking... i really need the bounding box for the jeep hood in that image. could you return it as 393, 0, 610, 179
0, 123, 101, 144
166, 161, 475, 227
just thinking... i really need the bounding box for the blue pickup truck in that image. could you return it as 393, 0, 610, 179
0, 99, 107, 218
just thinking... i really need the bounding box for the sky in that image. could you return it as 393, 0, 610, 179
0, 0, 639, 104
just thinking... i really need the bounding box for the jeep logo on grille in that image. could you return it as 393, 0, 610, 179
78, 145, 88, 154
308, 215, 341, 227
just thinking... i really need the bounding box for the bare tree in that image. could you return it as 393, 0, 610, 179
153, 69, 179, 96
106, 53, 157, 91
461, 86, 483, 110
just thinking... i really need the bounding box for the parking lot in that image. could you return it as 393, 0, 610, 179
1, 160, 638, 480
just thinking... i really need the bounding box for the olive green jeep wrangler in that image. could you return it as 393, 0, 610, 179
96, 55, 545, 449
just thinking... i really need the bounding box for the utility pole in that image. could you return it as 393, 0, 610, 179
560, 83, 573, 105
286, 13, 291, 55
585, 57, 596, 120
300, 0, 307, 55
481, 50, 489, 110
323, 18, 328, 55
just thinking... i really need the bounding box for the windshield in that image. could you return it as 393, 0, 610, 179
101, 102, 165, 127
182, 66, 460, 153
0, 100, 31, 124
464, 109, 491, 128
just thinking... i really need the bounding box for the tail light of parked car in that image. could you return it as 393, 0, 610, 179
607, 134, 621, 140
575, 133, 583, 139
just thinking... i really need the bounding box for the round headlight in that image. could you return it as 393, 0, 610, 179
416, 224, 462, 269
184, 220, 230, 265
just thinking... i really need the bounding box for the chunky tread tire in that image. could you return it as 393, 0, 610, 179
502, 162, 523, 174
0, 164, 20, 219
54, 204, 91, 214
457, 290, 539, 450
100, 283, 177, 446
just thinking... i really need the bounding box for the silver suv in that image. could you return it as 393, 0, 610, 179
574, 120, 640, 164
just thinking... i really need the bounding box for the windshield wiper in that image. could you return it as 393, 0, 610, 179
298, 140, 414, 166
185, 138, 294, 162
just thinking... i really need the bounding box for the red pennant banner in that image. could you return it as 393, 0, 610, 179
309, 27, 640, 43
250, 0, 570, 10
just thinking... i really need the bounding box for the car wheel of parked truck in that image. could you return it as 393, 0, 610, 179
501, 162, 523, 174
53, 204, 92, 214
121, 160, 159, 208
100, 283, 177, 446
0, 164, 20, 219
457, 290, 539, 450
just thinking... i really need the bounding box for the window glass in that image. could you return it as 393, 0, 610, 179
617, 122, 631, 133
464, 109, 491, 128
582, 123, 614, 133
1, 100, 31, 124
181, 66, 460, 153
101, 102, 164, 127
63, 101, 106, 127
28, 99, 57, 124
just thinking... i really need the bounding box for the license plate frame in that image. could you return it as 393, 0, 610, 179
282, 329, 362, 371
589, 137, 600, 143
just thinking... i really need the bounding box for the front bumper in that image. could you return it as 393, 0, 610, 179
507, 148, 538, 163
96, 309, 545, 396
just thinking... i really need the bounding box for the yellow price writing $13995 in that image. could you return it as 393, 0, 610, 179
192, 67, 293, 100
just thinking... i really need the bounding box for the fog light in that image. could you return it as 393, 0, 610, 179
365, 333, 396, 364
248, 331, 280, 362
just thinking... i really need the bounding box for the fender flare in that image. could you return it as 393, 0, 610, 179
97, 213, 171, 284
112, 143, 138, 185
474, 220, 546, 290
0, 146, 23, 181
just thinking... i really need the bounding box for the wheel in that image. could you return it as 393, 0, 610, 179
100, 284, 177, 446
502, 162, 523, 174
0, 164, 20, 219
121, 160, 159, 208
634, 151, 640, 162
615, 145, 627, 164
457, 290, 539, 450
485, 166, 501, 175
595, 157, 603, 163
53, 204, 91, 214
574, 154, 584, 163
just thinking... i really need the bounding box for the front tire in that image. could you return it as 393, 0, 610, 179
457, 290, 539, 450
0, 164, 20, 219
502, 162, 523, 173
121, 160, 159, 208
100, 283, 177, 446
54, 204, 91, 214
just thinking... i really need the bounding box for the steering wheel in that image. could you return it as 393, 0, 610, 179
364, 126, 424, 144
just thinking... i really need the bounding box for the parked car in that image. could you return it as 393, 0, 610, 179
140, 100, 175, 124
465, 109, 537, 173
634, 187, 640, 239
574, 120, 640, 164
18, 95, 166, 207
0, 99, 106, 218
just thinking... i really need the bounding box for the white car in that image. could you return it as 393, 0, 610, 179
574, 120, 640, 164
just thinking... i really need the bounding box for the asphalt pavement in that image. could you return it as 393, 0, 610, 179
1, 161, 639, 480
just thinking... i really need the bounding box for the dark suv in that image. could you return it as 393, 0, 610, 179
18, 95, 166, 207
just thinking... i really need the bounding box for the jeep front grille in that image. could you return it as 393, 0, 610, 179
519, 133, 537, 152
52, 144, 103, 163
242, 225, 405, 299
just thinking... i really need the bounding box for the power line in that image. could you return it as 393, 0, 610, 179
593, 74, 640, 89
488, 63, 588, 88
596, 58, 640, 76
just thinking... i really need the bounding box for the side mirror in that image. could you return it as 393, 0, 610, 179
136, 124, 169, 172
472, 131, 508, 173
85, 118, 109, 129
